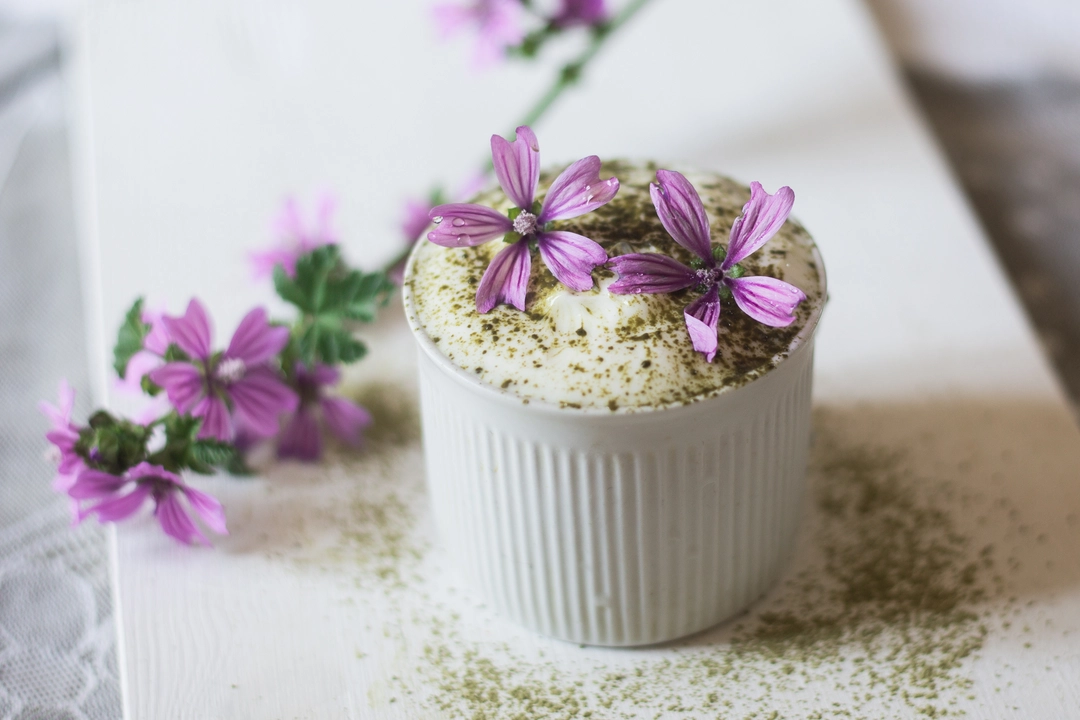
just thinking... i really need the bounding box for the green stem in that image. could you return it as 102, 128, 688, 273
501, 0, 655, 157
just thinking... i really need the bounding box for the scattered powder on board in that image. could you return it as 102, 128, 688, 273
273, 398, 1060, 718
260, 381, 426, 587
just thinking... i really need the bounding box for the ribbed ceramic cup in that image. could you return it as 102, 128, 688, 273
403, 247, 826, 647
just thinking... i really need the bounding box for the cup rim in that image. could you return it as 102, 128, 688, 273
401, 179, 827, 419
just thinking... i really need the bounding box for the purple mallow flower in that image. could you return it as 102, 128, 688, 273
427, 125, 619, 313
277, 364, 372, 462
69, 462, 227, 546
608, 170, 806, 363
552, 0, 607, 28
433, 0, 525, 68
40, 379, 83, 497
148, 299, 298, 441
250, 194, 337, 280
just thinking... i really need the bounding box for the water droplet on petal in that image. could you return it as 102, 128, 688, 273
585, 184, 591, 191
452, 218, 466, 227
427, 231, 437, 241
432, 216, 443, 224
456, 234, 469, 244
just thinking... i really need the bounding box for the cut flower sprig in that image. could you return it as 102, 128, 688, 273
426, 125, 619, 313
42, 199, 394, 546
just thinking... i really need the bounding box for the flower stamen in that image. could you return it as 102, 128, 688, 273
215, 358, 247, 384
512, 210, 539, 236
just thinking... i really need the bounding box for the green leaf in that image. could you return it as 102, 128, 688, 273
188, 439, 246, 475
113, 298, 148, 378
273, 265, 309, 311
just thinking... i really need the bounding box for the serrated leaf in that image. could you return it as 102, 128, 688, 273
273, 265, 309, 311
113, 297, 148, 378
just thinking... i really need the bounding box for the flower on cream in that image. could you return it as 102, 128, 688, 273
608, 170, 806, 362
426, 125, 619, 313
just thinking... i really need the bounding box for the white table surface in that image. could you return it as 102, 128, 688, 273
68, 0, 1080, 717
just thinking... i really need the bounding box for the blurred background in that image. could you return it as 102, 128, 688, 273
0, 0, 1078, 716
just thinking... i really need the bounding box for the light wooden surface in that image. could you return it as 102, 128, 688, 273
68, 0, 1080, 717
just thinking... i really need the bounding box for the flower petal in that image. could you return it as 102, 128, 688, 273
684, 286, 722, 363
538, 156, 620, 222
724, 182, 795, 268
309, 193, 338, 250
68, 469, 129, 500
650, 169, 714, 262
149, 362, 205, 414
250, 247, 302, 280
163, 298, 213, 360
181, 486, 228, 536
127, 461, 183, 485
553, 0, 608, 27
193, 395, 233, 441
476, 238, 532, 313
88, 484, 151, 524
320, 396, 372, 445
277, 409, 322, 461
38, 379, 75, 428
228, 367, 299, 438
427, 203, 512, 247
491, 125, 539, 210
727, 275, 806, 327
155, 491, 209, 546
225, 307, 290, 366
607, 253, 698, 294
536, 231, 606, 292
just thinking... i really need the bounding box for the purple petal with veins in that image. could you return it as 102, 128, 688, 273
650, 169, 714, 262
726, 275, 806, 327
538, 156, 620, 222
427, 203, 512, 247
278, 409, 322, 461
193, 395, 232, 441
536, 231, 606, 292
225, 308, 290, 365
89, 484, 151, 524
68, 469, 129, 500
607, 253, 698, 294
181, 486, 229, 535
148, 362, 204, 414
321, 396, 372, 445
491, 125, 539, 210
723, 182, 795, 269
476, 238, 532, 313
163, 299, 213, 360
684, 286, 722, 363
228, 366, 298, 438
155, 492, 209, 546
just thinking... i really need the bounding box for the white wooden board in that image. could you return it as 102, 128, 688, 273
68, 0, 1080, 716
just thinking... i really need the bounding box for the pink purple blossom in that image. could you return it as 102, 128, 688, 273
148, 299, 297, 441
277, 364, 372, 462
427, 125, 619, 313
39, 379, 83, 497
69, 462, 227, 546
250, 194, 337, 280
433, 0, 526, 68
552, 0, 607, 28
608, 171, 806, 362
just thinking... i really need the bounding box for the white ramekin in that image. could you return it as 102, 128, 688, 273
403, 247, 826, 647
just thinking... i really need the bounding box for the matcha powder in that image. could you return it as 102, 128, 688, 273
394, 405, 1038, 719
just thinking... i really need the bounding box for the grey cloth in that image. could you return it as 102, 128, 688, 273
0, 60, 121, 720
